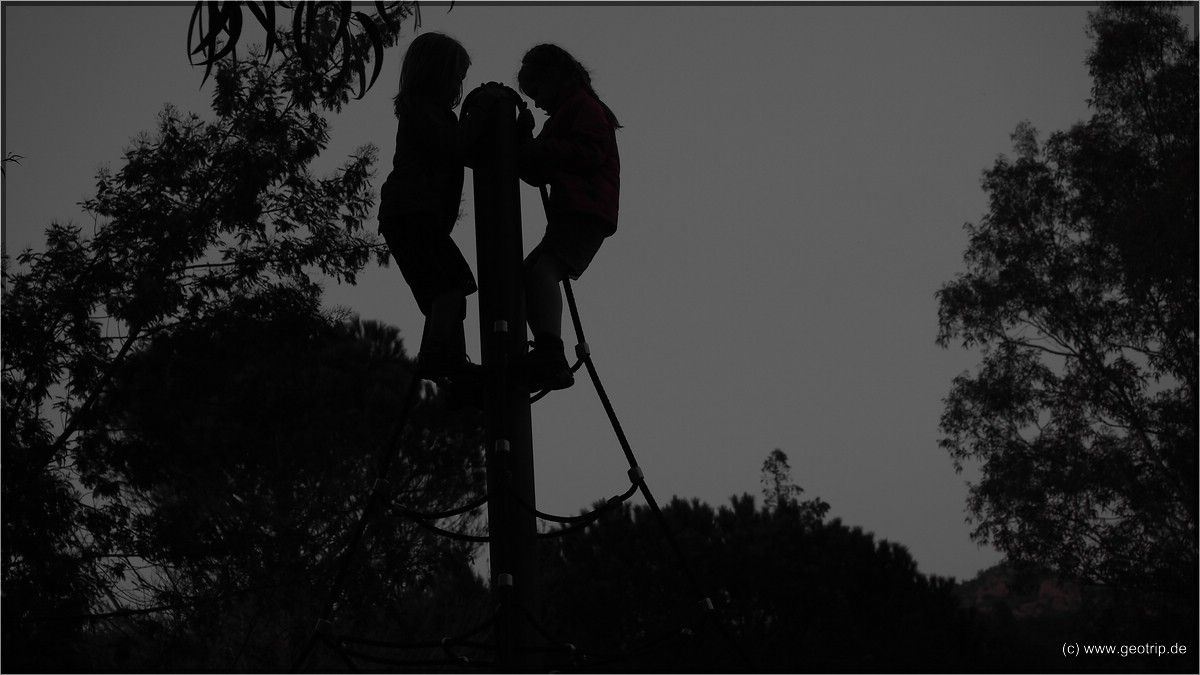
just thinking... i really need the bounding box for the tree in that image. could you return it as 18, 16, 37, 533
71, 286, 486, 671
936, 3, 1196, 597
2, 4, 423, 668
759, 448, 829, 522
760, 448, 798, 511
537, 453, 969, 672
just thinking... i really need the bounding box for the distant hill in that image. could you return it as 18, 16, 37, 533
954, 563, 1082, 619
951, 563, 1198, 674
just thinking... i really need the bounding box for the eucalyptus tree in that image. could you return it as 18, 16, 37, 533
936, 3, 1196, 597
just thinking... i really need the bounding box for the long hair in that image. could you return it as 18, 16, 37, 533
518, 44, 622, 128
393, 32, 471, 116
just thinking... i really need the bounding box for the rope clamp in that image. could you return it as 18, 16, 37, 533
498, 573, 514, 587
575, 342, 591, 359
628, 465, 644, 483
493, 319, 508, 333
495, 439, 510, 453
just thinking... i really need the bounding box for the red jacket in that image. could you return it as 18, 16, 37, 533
520, 88, 620, 234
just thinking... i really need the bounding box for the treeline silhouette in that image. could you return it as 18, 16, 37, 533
3, 286, 1192, 672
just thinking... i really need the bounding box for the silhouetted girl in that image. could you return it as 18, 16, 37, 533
517, 44, 621, 391
378, 32, 480, 383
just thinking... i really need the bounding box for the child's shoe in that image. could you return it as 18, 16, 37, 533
417, 345, 483, 383
524, 343, 574, 392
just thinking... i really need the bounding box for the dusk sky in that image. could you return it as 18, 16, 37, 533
2, 2, 1128, 582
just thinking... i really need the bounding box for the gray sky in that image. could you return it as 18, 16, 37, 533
2, 1, 1114, 581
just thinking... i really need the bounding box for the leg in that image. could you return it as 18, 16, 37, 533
418, 290, 480, 384
525, 252, 569, 345
523, 217, 608, 343
425, 290, 482, 409
523, 252, 573, 391
427, 290, 467, 352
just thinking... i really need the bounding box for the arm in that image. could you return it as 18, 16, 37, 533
406, 96, 484, 168
525, 98, 611, 175
518, 138, 550, 187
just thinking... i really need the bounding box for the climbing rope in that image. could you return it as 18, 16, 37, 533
529, 185, 756, 670
534, 184, 705, 594
394, 491, 490, 521
333, 611, 500, 670
394, 492, 491, 543
505, 470, 639, 538
402, 514, 490, 544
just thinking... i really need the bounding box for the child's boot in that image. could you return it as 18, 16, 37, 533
417, 342, 483, 384
525, 334, 573, 392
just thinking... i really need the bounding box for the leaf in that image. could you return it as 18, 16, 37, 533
244, 1, 277, 61
204, 1, 221, 56
185, 1, 206, 61
1, 152, 23, 176
188, 1, 243, 88
209, 4, 243, 65
330, 2, 352, 62
93, 479, 122, 500
354, 11, 385, 93
352, 60, 367, 101
375, 0, 398, 31
292, 0, 313, 74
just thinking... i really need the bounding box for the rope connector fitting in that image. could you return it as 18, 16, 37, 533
628, 465, 645, 483
497, 573, 514, 587
575, 342, 591, 359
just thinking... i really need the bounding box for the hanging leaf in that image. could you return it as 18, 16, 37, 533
329, 2, 352, 64
243, 1, 278, 61
291, 1, 316, 74
375, 0, 399, 31
190, 1, 416, 104
188, 1, 246, 87
354, 11, 385, 94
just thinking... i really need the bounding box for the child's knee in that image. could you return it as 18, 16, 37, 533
524, 254, 557, 289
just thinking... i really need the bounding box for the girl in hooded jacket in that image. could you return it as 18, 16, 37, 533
517, 44, 621, 392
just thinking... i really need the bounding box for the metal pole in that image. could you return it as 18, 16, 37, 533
470, 87, 541, 672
